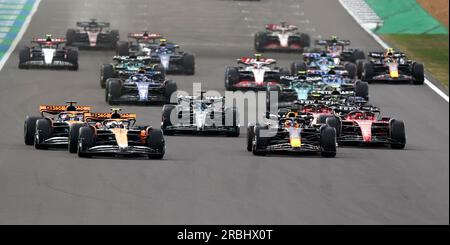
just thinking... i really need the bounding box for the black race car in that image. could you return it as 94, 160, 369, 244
105, 71, 177, 105
314, 36, 365, 63
19, 35, 78, 70
161, 92, 239, 136
358, 50, 424, 84
66, 19, 119, 50
248, 111, 337, 157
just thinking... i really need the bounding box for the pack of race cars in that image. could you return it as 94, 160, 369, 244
21, 20, 422, 159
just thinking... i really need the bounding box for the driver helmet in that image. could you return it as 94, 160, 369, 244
45, 34, 52, 42
385, 48, 395, 57
138, 67, 146, 74
159, 38, 167, 47
255, 53, 262, 61
330, 35, 338, 43
280, 21, 288, 28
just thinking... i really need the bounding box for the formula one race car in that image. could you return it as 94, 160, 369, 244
66, 19, 119, 50
247, 110, 337, 157
358, 49, 424, 84
320, 103, 406, 149
290, 52, 358, 78
314, 36, 365, 63
225, 54, 289, 90
272, 74, 369, 104
76, 109, 165, 159
147, 39, 195, 75
18, 35, 78, 70
23, 101, 91, 150
116, 32, 164, 56
161, 91, 240, 136
99, 55, 164, 88
254, 22, 310, 52
105, 69, 177, 105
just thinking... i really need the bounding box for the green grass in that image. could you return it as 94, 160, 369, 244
383, 34, 449, 88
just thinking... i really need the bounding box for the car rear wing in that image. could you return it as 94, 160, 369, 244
128, 32, 162, 40
368, 52, 406, 59
315, 39, 350, 46
39, 105, 91, 114
84, 112, 137, 121
113, 55, 152, 61
32, 38, 66, 44
76, 21, 110, 28
237, 57, 276, 65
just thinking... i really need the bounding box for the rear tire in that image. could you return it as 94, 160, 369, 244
100, 64, 114, 88
183, 54, 195, 75
116, 41, 129, 56
352, 50, 365, 62
252, 125, 268, 156
225, 67, 240, 91
24, 116, 41, 145
412, 63, 424, 85
106, 79, 122, 105
164, 80, 178, 103
254, 32, 266, 52
18, 47, 30, 69
67, 49, 78, 71
320, 126, 336, 157
161, 104, 176, 135
390, 119, 406, 149
78, 127, 94, 158
247, 125, 255, 152
362, 62, 374, 82
34, 119, 52, 150
66, 29, 76, 46
299, 33, 311, 48
109, 30, 120, 49
224, 107, 240, 137
355, 80, 369, 100
345, 62, 357, 79
325, 116, 342, 137
68, 124, 84, 153
356, 59, 365, 79
147, 129, 165, 159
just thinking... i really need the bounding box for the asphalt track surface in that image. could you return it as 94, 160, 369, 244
0, 0, 448, 224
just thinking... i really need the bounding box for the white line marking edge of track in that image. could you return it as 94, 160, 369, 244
339, 0, 449, 103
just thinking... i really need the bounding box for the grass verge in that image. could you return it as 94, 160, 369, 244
383, 34, 449, 88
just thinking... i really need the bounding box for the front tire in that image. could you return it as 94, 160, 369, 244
34, 119, 52, 150
68, 124, 84, 153
78, 127, 94, 158
24, 116, 41, 145
390, 119, 406, 149
147, 129, 165, 159
320, 126, 337, 158
100, 64, 114, 88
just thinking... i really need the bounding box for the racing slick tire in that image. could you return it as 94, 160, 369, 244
299, 33, 311, 49
224, 107, 240, 137
164, 80, 178, 103
325, 116, 342, 137
100, 64, 114, 88
355, 80, 369, 101
412, 63, 424, 85
18, 47, 31, 69
252, 125, 268, 156
65, 29, 76, 46
106, 79, 122, 105
345, 62, 357, 79
182, 54, 195, 75
320, 126, 337, 158
362, 62, 374, 82
116, 41, 129, 56
147, 129, 165, 159
109, 30, 120, 49
78, 127, 94, 158
24, 116, 42, 145
67, 49, 79, 71
356, 59, 365, 79
34, 119, 52, 150
351, 50, 365, 63
68, 124, 84, 153
290, 61, 307, 75
247, 125, 255, 152
254, 32, 267, 52
390, 119, 406, 149
225, 67, 240, 91
161, 104, 176, 135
